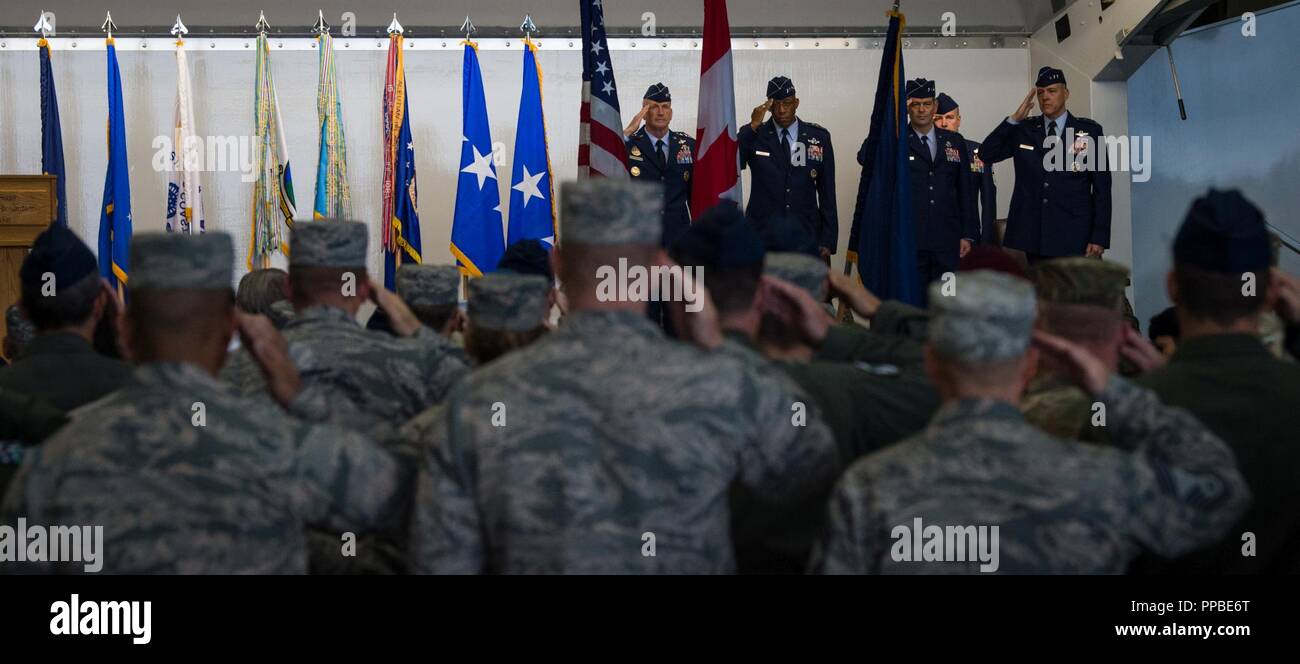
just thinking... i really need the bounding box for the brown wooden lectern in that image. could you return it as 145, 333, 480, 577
0, 175, 58, 314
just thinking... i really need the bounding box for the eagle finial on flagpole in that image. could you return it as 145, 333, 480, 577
255, 10, 271, 35
172, 15, 189, 38
34, 11, 54, 39
313, 9, 330, 35
101, 11, 117, 39
387, 13, 404, 35
461, 16, 476, 40
520, 14, 538, 38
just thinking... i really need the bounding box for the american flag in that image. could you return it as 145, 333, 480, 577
578, 0, 629, 179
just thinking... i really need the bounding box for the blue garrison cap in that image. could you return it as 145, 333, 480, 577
767, 76, 796, 100
498, 238, 554, 281
936, 92, 959, 115
643, 83, 671, 102
20, 224, 98, 289
906, 78, 935, 100
1173, 189, 1271, 274
1036, 66, 1066, 87
671, 204, 765, 268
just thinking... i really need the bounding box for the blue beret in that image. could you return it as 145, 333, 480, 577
1173, 189, 1270, 273
906, 78, 935, 100
643, 83, 671, 103
19, 224, 98, 289
671, 204, 765, 268
936, 92, 958, 115
1036, 66, 1066, 87
767, 76, 796, 100
498, 238, 554, 281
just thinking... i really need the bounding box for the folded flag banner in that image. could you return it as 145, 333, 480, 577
313, 31, 352, 220
849, 9, 920, 305
578, 0, 628, 179
507, 37, 557, 246
98, 36, 132, 293
381, 32, 423, 289
165, 36, 205, 234
250, 32, 297, 269
38, 37, 68, 227
690, 0, 742, 217
450, 40, 505, 277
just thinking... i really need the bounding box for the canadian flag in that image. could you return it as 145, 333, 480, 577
690, 0, 742, 218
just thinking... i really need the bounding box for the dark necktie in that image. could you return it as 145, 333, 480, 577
780, 128, 791, 157
1047, 121, 1058, 138
657, 139, 667, 165
920, 134, 931, 160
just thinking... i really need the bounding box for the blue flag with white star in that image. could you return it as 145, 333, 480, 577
450, 41, 505, 277
98, 39, 132, 294
506, 38, 556, 246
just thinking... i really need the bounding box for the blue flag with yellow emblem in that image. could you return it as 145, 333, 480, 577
98, 38, 132, 293
450, 40, 505, 277
506, 37, 556, 246
382, 34, 422, 290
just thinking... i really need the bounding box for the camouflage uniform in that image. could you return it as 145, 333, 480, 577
404, 179, 838, 573
468, 272, 551, 332
818, 271, 1250, 573
0, 233, 406, 574
222, 222, 468, 441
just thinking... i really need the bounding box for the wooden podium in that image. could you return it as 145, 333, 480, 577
0, 175, 58, 312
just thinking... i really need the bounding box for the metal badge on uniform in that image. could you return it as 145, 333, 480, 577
682, 171, 690, 181
629, 154, 644, 162
971, 155, 985, 173
630, 166, 641, 176
944, 143, 961, 163
808, 144, 824, 162
1072, 131, 1090, 155
909, 155, 916, 161
1018, 143, 1034, 150
756, 150, 771, 157
810, 169, 818, 178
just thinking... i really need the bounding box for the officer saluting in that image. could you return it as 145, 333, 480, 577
903, 78, 978, 295
935, 92, 999, 246
624, 83, 696, 250
738, 76, 837, 261
980, 66, 1111, 262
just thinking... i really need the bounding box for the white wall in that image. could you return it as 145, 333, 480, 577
0, 40, 1028, 283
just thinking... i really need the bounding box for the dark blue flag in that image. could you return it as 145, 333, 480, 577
849, 10, 920, 305
38, 39, 67, 227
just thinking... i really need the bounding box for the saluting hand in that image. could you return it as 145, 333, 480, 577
236, 311, 301, 409
1086, 243, 1105, 258
1031, 329, 1112, 397
1011, 87, 1036, 122
751, 99, 772, 130
369, 278, 423, 337
1271, 269, 1300, 325
624, 99, 651, 137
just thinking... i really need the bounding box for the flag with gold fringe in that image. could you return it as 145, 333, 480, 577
313, 31, 351, 220
166, 36, 205, 234
249, 32, 297, 269
381, 32, 423, 289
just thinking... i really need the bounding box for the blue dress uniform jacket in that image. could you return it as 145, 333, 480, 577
738, 118, 838, 253
966, 140, 999, 245
905, 127, 980, 260
626, 127, 696, 249
980, 114, 1111, 257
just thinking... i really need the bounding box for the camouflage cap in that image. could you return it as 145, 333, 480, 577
560, 179, 663, 246
397, 264, 461, 307
1034, 257, 1130, 310
290, 220, 368, 267
5, 304, 37, 351
130, 232, 234, 290
468, 272, 551, 332
764, 252, 829, 300
928, 269, 1036, 362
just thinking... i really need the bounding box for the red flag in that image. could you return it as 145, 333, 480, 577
690, 0, 742, 218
